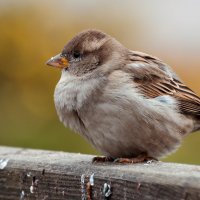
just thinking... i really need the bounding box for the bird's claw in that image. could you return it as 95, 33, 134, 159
92, 156, 114, 163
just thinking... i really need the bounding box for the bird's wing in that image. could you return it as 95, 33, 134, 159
125, 51, 200, 118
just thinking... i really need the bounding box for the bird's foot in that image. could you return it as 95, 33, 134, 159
114, 152, 158, 164
92, 156, 114, 163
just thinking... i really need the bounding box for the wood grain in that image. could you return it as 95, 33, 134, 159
0, 146, 200, 200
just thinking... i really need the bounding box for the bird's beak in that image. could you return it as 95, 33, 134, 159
46, 53, 69, 69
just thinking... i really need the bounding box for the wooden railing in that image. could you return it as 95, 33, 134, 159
0, 146, 200, 200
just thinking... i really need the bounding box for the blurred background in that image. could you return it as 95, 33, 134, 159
0, 0, 199, 164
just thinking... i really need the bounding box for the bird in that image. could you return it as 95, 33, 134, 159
46, 29, 200, 163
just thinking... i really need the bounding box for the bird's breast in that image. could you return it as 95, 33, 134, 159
54, 72, 101, 111
53, 72, 105, 134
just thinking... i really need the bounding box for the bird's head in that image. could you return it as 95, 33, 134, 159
46, 29, 126, 76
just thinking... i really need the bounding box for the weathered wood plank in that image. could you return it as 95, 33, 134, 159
0, 146, 200, 200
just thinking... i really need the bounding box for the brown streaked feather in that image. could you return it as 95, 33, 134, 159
126, 51, 200, 118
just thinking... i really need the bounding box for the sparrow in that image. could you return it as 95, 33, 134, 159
46, 29, 200, 163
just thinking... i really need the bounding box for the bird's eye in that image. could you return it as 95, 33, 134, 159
73, 51, 81, 59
